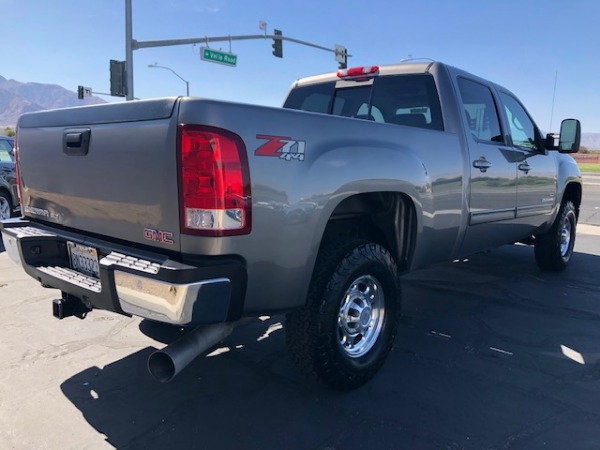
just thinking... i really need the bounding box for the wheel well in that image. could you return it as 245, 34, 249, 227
563, 182, 582, 219
320, 192, 416, 271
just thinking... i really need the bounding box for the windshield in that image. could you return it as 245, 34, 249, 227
0, 138, 14, 162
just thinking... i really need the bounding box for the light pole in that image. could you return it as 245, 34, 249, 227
148, 63, 190, 96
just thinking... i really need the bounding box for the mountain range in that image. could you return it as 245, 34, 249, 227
1, 75, 599, 150
0, 75, 105, 128
581, 133, 600, 151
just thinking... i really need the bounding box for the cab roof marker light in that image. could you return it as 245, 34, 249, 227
337, 66, 380, 78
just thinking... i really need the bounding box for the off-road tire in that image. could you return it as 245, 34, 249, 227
285, 240, 401, 390
534, 200, 577, 272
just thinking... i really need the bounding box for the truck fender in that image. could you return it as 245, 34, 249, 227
302, 142, 429, 281
556, 154, 583, 214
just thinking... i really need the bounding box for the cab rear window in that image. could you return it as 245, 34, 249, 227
284, 74, 444, 131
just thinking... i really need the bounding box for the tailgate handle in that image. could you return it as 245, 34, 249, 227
63, 128, 91, 156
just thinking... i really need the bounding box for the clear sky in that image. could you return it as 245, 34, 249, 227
1, 0, 599, 132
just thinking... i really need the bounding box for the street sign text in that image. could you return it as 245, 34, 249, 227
200, 47, 237, 67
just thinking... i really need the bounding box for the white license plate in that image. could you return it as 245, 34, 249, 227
67, 242, 100, 278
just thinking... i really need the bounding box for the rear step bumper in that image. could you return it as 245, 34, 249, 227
1, 219, 247, 326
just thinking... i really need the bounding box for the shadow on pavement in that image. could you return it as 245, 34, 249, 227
138, 319, 192, 344
60, 244, 600, 449
59, 319, 359, 450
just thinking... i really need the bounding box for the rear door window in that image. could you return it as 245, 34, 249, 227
457, 78, 504, 143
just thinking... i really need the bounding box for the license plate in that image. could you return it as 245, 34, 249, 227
67, 242, 100, 278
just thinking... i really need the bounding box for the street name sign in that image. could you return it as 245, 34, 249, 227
200, 47, 237, 67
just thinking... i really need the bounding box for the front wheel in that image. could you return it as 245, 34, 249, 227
285, 240, 401, 390
534, 200, 577, 272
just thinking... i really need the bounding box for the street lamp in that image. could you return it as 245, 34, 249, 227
148, 63, 190, 96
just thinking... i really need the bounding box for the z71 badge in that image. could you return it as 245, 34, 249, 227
255, 135, 305, 161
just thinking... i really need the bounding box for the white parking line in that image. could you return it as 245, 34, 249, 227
560, 345, 585, 365
489, 347, 513, 356
577, 224, 600, 236
430, 331, 451, 339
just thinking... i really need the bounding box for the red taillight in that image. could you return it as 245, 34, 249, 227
337, 66, 379, 79
177, 125, 251, 236
13, 133, 21, 204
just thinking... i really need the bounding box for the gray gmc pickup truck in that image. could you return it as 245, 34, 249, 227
1, 61, 582, 389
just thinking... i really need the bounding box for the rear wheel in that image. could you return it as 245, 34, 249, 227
0, 192, 12, 220
285, 240, 401, 390
534, 200, 577, 271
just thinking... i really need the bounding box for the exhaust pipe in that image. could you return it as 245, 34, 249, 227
147, 321, 240, 383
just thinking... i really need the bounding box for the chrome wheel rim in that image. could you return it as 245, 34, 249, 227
560, 215, 573, 257
0, 197, 10, 220
338, 275, 385, 358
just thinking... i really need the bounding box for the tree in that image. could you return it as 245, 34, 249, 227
2, 127, 15, 137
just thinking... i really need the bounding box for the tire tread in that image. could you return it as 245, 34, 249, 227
285, 240, 401, 390
534, 200, 577, 272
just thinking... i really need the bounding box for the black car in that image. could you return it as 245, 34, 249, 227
0, 135, 19, 220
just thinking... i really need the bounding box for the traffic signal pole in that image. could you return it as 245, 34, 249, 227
133, 33, 340, 54
125, 0, 134, 100
123, 0, 349, 101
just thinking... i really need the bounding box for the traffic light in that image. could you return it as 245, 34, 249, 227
77, 85, 84, 100
272, 29, 283, 58
110, 59, 127, 97
335, 45, 347, 70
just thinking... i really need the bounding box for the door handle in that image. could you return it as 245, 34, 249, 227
473, 159, 492, 173
518, 162, 531, 174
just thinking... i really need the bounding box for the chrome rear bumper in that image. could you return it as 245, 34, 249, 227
1, 219, 245, 326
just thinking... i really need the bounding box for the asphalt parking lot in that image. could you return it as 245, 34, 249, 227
1, 177, 599, 450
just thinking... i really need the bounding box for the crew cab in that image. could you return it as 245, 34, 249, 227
1, 62, 582, 389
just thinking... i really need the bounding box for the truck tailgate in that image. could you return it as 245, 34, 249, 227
17, 98, 181, 251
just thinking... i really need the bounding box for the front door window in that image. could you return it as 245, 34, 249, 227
500, 93, 540, 151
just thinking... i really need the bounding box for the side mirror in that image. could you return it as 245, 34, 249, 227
545, 133, 558, 150
558, 119, 581, 153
